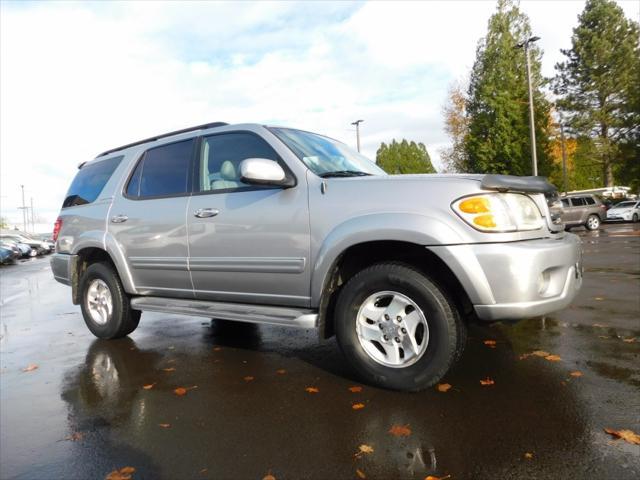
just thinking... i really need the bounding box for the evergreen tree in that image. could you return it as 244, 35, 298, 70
554, 0, 639, 187
464, 0, 552, 176
376, 140, 436, 174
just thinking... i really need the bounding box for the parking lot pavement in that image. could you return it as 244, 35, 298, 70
1, 223, 638, 480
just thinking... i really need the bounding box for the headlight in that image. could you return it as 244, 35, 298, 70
452, 193, 543, 232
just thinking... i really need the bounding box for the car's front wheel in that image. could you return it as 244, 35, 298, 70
585, 214, 601, 231
633, 213, 638, 223
335, 262, 464, 392
79, 262, 141, 339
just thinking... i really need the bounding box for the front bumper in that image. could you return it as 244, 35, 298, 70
606, 212, 632, 221
430, 233, 582, 321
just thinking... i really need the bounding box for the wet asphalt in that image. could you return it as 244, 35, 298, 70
1, 223, 639, 480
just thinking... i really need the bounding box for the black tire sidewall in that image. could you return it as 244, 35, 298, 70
335, 264, 457, 391
79, 263, 132, 339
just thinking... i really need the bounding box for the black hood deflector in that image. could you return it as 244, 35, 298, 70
481, 174, 556, 194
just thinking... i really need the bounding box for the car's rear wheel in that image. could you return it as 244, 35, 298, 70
585, 214, 600, 231
335, 262, 464, 392
633, 213, 638, 223
79, 262, 141, 339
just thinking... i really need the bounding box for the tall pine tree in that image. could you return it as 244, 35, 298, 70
463, 0, 553, 177
376, 140, 436, 174
554, 0, 639, 188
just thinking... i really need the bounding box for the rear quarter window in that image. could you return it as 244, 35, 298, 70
584, 197, 596, 205
63, 156, 123, 208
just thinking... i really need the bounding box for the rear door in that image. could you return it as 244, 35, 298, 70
187, 131, 310, 307
108, 139, 195, 298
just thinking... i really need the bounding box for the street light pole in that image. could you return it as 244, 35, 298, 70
20, 185, 27, 232
30, 197, 35, 232
516, 36, 540, 177
351, 119, 364, 152
559, 121, 568, 195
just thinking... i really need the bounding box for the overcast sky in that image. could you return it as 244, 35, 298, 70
1, 0, 638, 231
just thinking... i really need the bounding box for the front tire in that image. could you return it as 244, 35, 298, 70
79, 262, 141, 339
633, 213, 638, 223
335, 262, 464, 392
585, 214, 600, 231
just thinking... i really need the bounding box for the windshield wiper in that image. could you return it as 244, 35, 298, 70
319, 170, 372, 178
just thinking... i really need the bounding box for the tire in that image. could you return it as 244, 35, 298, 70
585, 214, 600, 231
334, 262, 464, 392
633, 213, 638, 223
79, 262, 141, 339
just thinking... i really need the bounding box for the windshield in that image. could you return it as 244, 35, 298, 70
269, 127, 386, 177
615, 201, 636, 208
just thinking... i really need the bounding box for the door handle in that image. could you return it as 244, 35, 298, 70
111, 214, 129, 223
194, 208, 220, 218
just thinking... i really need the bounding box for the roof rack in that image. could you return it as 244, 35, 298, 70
96, 121, 229, 158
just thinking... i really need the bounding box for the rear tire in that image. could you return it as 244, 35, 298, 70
334, 262, 464, 392
585, 214, 600, 231
79, 262, 140, 339
633, 213, 638, 223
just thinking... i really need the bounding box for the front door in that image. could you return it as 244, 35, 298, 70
109, 139, 195, 298
187, 131, 310, 307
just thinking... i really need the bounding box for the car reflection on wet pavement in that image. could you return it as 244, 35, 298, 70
1, 224, 639, 480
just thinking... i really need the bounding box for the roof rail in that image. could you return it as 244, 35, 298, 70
96, 121, 229, 158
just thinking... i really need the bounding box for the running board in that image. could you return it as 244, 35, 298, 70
130, 296, 318, 329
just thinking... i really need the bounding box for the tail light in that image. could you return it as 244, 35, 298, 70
52, 217, 63, 242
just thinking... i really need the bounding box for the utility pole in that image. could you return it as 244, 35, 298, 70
20, 185, 27, 232
351, 119, 364, 152
30, 197, 35, 233
516, 36, 540, 177
559, 122, 568, 195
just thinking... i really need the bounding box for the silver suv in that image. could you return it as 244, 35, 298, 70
51, 122, 582, 391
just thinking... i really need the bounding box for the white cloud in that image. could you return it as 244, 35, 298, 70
1, 0, 637, 229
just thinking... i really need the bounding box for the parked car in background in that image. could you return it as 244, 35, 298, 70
0, 234, 48, 255
557, 194, 606, 231
0, 239, 34, 258
0, 245, 18, 264
606, 200, 640, 223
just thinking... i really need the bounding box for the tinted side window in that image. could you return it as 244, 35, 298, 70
584, 197, 595, 205
127, 140, 194, 198
561, 199, 570, 207
63, 156, 123, 208
198, 133, 280, 192
571, 198, 586, 207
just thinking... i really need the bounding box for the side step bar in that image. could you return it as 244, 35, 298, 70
130, 296, 318, 329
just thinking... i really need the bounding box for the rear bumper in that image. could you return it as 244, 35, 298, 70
430, 233, 582, 322
50, 253, 77, 286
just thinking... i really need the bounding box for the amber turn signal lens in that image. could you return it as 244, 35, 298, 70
459, 197, 490, 214
473, 214, 496, 228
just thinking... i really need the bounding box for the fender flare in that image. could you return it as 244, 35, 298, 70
310, 212, 464, 306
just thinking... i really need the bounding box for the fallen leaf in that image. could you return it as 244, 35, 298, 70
425, 475, 451, 480
594, 297, 604, 301
142, 383, 156, 390
531, 350, 550, 357
545, 354, 562, 362
158, 423, 171, 428
593, 323, 607, 328
480, 377, 495, 386
65, 432, 84, 441
213, 347, 222, 352
570, 371, 583, 377
437, 383, 452, 392
622, 337, 636, 343
162, 367, 176, 372
389, 424, 411, 437
276, 369, 286, 375
524, 452, 534, 459
174, 387, 187, 396
356, 468, 366, 479
354, 444, 374, 457
305, 387, 319, 394
105, 466, 136, 480
243, 376, 255, 382
22, 364, 38, 372
262, 473, 276, 480
352, 403, 365, 410
348, 386, 363, 393
483, 339, 497, 348
200, 469, 208, 475
604, 428, 640, 445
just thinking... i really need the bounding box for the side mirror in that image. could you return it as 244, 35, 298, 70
240, 158, 294, 188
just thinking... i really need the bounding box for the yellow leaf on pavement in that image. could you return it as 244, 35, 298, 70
437, 383, 452, 392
